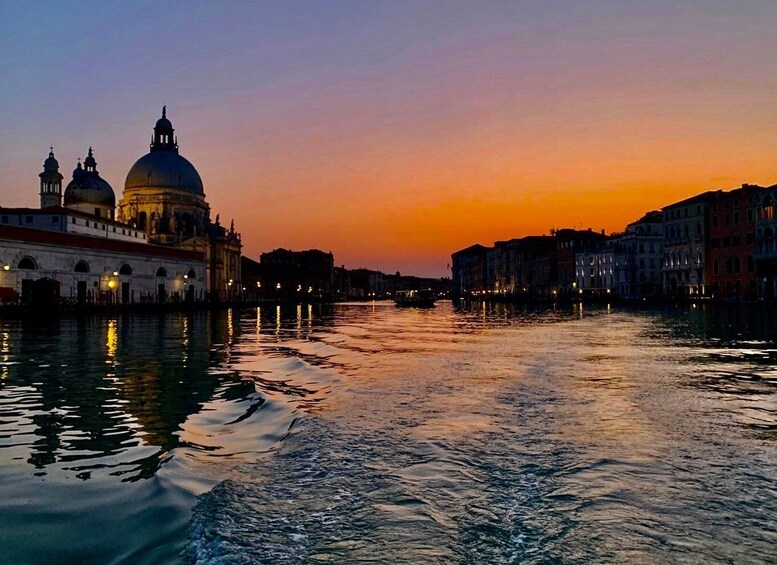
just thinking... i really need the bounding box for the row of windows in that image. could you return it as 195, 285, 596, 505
710, 233, 755, 248
665, 205, 703, 220
0, 214, 145, 240
711, 210, 751, 227
12, 257, 196, 279
665, 223, 702, 240
712, 256, 755, 275
72, 217, 144, 238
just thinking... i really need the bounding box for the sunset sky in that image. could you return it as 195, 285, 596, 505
2, 1, 777, 276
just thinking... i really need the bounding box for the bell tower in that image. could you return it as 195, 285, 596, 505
39, 147, 63, 208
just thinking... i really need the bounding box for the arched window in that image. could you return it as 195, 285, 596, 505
137, 211, 147, 231
74, 260, 89, 273
186, 269, 196, 279
119, 264, 133, 275
764, 195, 774, 221
156, 267, 167, 277
18, 257, 36, 270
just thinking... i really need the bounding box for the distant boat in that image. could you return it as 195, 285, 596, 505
394, 289, 437, 308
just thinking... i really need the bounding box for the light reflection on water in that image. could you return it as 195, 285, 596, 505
0, 303, 775, 563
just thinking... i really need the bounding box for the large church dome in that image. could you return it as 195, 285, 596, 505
125, 151, 203, 193
123, 106, 204, 194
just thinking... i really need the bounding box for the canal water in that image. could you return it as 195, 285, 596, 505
0, 303, 775, 563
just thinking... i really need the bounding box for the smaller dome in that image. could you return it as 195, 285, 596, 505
64, 175, 116, 207
155, 105, 173, 130
156, 116, 173, 130
43, 148, 59, 170
64, 150, 115, 209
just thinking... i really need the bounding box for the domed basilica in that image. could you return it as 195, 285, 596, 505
35, 107, 242, 301
119, 106, 207, 240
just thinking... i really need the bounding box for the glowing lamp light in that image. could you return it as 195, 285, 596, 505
276, 283, 281, 289
107, 280, 117, 289
184, 274, 188, 280
3, 265, 9, 271
112, 271, 119, 276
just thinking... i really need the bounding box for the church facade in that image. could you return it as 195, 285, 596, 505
118, 107, 242, 301
0, 108, 241, 305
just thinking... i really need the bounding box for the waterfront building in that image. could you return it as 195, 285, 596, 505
530, 252, 558, 300
257, 248, 334, 300
611, 211, 664, 300
662, 192, 715, 297
0, 223, 205, 305
753, 184, 777, 299
0, 206, 147, 243
709, 184, 762, 300
240, 256, 262, 299
333, 266, 351, 300
488, 236, 555, 298
575, 241, 614, 297
348, 268, 385, 298
117, 107, 242, 301
556, 228, 608, 298
0, 108, 240, 306
451, 244, 488, 298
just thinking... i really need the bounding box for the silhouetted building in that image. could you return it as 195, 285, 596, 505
662, 192, 716, 298
556, 228, 608, 298
483, 236, 556, 298
258, 248, 334, 300
333, 266, 350, 300
451, 244, 488, 298
753, 184, 777, 300
240, 256, 262, 299
709, 184, 762, 300
611, 211, 664, 300
348, 268, 385, 298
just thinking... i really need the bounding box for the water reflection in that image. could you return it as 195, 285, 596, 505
0, 303, 775, 564
0, 313, 241, 481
